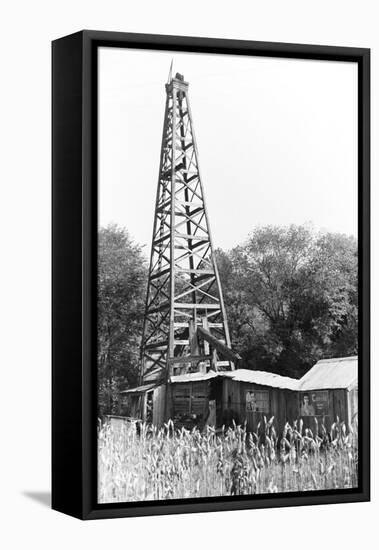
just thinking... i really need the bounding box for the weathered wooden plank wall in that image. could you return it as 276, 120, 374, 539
348, 387, 358, 425
134, 378, 358, 432
221, 380, 299, 434
152, 385, 166, 427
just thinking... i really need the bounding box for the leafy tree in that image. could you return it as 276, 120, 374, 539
98, 224, 147, 416
216, 225, 357, 378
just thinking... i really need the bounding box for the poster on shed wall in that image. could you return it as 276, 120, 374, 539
300, 391, 329, 417
97, 45, 359, 504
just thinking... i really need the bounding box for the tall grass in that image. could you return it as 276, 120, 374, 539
98, 417, 358, 503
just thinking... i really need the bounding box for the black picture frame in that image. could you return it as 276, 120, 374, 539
52, 30, 370, 520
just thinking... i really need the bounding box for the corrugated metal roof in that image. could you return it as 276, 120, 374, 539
298, 356, 357, 391
170, 369, 298, 389
170, 371, 219, 384
123, 356, 358, 393
222, 369, 299, 390
120, 382, 159, 394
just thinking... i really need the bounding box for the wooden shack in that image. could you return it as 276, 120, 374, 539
220, 369, 299, 433
166, 369, 299, 433
119, 382, 166, 426
120, 372, 220, 429
167, 371, 220, 429
119, 356, 358, 433
298, 356, 358, 430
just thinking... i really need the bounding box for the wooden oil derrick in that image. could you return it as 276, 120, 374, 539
139, 72, 237, 386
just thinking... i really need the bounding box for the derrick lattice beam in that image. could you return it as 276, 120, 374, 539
140, 73, 233, 385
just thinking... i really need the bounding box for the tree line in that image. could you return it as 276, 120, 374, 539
98, 223, 357, 416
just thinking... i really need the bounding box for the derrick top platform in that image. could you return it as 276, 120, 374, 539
166, 72, 189, 93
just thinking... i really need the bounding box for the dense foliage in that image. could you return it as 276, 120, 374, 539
98, 224, 357, 415
98, 225, 147, 416
216, 225, 357, 378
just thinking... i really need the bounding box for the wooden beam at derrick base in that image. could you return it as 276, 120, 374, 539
167, 355, 212, 364
197, 326, 241, 365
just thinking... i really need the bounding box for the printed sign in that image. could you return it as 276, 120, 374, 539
246, 390, 269, 413
300, 391, 329, 417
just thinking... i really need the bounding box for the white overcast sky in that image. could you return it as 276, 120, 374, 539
98, 47, 357, 251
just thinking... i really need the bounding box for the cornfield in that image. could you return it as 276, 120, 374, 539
98, 417, 358, 503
